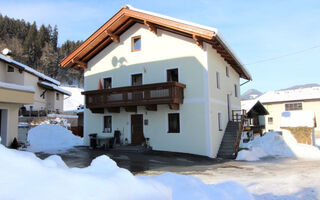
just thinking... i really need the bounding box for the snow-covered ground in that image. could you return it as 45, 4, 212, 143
236, 130, 320, 161
0, 143, 254, 200
62, 86, 84, 111
27, 124, 83, 153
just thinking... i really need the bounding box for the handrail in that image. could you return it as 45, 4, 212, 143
233, 109, 246, 155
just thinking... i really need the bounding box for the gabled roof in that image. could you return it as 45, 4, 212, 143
258, 86, 320, 104
38, 81, 72, 96
241, 99, 269, 117
60, 5, 251, 80
0, 54, 61, 85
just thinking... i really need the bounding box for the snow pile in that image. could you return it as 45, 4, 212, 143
61, 86, 84, 111
0, 144, 254, 200
27, 124, 83, 153
316, 138, 320, 148
281, 111, 315, 127
236, 130, 320, 161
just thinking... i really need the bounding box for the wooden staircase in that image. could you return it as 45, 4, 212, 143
217, 110, 246, 159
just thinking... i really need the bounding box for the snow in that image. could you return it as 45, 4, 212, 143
258, 86, 320, 103
27, 124, 83, 153
281, 111, 315, 127
0, 81, 34, 92
47, 113, 78, 118
0, 53, 60, 85
39, 81, 72, 96
316, 138, 320, 148
236, 130, 320, 161
0, 143, 254, 200
61, 86, 84, 111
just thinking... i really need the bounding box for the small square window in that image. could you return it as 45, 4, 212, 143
132, 36, 141, 52
7, 65, 14, 72
131, 74, 143, 86
104, 77, 112, 89
216, 72, 220, 89
56, 93, 60, 100
104, 116, 112, 133
167, 68, 179, 82
218, 113, 223, 131
168, 113, 180, 133
268, 117, 273, 125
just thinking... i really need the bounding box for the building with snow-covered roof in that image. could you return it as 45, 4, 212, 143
60, 6, 251, 158
257, 86, 320, 137
0, 51, 71, 114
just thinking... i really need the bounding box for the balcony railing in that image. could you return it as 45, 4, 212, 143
82, 82, 186, 113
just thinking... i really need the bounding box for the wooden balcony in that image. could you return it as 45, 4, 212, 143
82, 82, 186, 113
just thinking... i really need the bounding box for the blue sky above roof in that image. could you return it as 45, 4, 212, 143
0, 0, 319, 92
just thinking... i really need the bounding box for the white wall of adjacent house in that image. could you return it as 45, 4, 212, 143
0, 103, 19, 146
84, 23, 241, 157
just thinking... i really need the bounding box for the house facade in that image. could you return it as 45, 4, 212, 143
60, 6, 251, 157
258, 86, 320, 138
0, 52, 71, 114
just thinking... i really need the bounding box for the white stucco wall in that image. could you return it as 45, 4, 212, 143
0, 103, 19, 146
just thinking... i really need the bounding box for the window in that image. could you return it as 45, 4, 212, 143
7, 65, 14, 72
56, 93, 60, 100
168, 113, 180, 133
42, 93, 45, 99
103, 116, 112, 133
216, 72, 220, 89
226, 66, 229, 77
104, 77, 112, 89
131, 73, 142, 86
218, 113, 223, 131
268, 117, 273, 125
285, 103, 302, 111
234, 84, 238, 97
131, 36, 141, 52
167, 68, 179, 82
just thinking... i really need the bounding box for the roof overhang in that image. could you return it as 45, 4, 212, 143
60, 5, 251, 80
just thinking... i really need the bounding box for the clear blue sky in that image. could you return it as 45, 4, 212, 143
1, 0, 320, 93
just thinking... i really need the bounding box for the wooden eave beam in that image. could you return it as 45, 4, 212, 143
71, 59, 87, 68
105, 30, 120, 43
144, 20, 157, 35
192, 34, 203, 49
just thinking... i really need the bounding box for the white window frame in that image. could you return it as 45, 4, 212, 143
218, 112, 223, 131
226, 66, 229, 77
216, 71, 220, 89
103, 76, 113, 89
234, 84, 238, 98
102, 114, 113, 133
129, 72, 144, 86
164, 67, 180, 82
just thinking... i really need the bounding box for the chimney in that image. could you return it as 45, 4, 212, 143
2, 48, 13, 59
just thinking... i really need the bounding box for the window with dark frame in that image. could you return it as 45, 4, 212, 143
268, 117, 273, 125
131, 73, 142, 86
131, 36, 141, 52
104, 77, 112, 89
103, 116, 112, 133
7, 65, 14, 72
218, 113, 223, 131
168, 113, 180, 133
56, 93, 59, 100
285, 103, 302, 111
216, 72, 220, 89
234, 84, 238, 97
226, 66, 229, 77
167, 68, 179, 82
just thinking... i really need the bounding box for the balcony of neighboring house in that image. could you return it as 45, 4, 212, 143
82, 81, 186, 113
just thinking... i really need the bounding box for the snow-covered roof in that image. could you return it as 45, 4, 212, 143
0, 54, 60, 85
0, 81, 35, 93
38, 81, 72, 96
258, 86, 320, 104
241, 99, 268, 116
241, 99, 259, 113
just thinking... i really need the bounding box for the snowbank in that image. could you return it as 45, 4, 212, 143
236, 130, 320, 161
27, 124, 83, 153
0, 144, 254, 200
281, 111, 315, 127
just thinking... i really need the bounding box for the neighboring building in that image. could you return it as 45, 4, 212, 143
258, 86, 320, 137
0, 51, 71, 114
0, 82, 34, 146
60, 6, 251, 158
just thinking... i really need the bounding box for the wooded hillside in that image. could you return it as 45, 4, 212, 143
0, 14, 84, 87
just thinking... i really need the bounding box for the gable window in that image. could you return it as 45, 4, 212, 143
131, 73, 143, 86
168, 113, 180, 133
218, 113, 223, 131
285, 103, 302, 111
268, 117, 273, 125
103, 116, 112, 133
7, 65, 14, 72
56, 93, 60, 100
167, 68, 179, 82
131, 36, 141, 52
216, 72, 220, 89
104, 77, 112, 89
234, 84, 238, 97
226, 66, 229, 77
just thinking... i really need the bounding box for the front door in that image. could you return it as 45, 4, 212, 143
131, 114, 144, 145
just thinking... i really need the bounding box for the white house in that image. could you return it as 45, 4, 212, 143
60, 5, 251, 158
